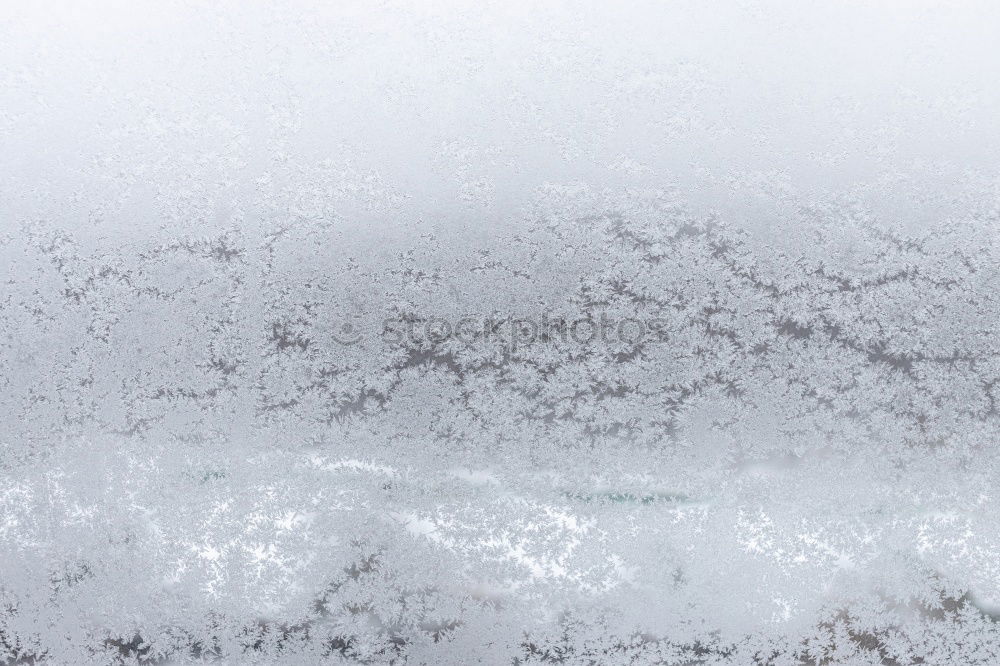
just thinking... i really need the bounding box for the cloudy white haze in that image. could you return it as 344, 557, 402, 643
2, 1, 1000, 664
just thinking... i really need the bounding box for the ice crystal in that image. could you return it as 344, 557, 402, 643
2, 1, 1000, 664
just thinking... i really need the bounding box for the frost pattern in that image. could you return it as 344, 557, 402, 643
2, 2, 1000, 664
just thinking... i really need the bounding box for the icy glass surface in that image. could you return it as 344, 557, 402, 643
2, 1, 1000, 664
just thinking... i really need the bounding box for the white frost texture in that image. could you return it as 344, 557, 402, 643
2, 1, 1000, 664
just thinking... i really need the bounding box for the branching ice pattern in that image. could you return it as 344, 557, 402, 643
2, 1, 1000, 664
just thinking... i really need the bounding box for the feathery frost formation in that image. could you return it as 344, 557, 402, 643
2, 1, 1000, 663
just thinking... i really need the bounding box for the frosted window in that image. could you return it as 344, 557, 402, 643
2, 2, 1000, 663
